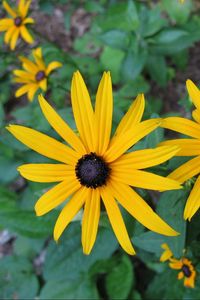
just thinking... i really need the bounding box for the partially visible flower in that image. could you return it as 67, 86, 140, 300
13, 47, 62, 101
160, 80, 200, 221
169, 258, 196, 288
160, 243, 173, 262
7, 71, 181, 255
0, 0, 34, 50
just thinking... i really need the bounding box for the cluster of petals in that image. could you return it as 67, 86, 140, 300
7, 71, 182, 255
0, 0, 34, 50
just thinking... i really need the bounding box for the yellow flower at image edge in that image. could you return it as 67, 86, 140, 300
13, 47, 62, 101
7, 71, 181, 255
170, 258, 196, 288
0, 0, 34, 50
160, 80, 200, 221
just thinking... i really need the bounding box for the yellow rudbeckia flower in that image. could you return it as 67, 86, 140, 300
160, 80, 200, 221
0, 0, 34, 50
169, 258, 196, 288
7, 71, 181, 255
13, 47, 62, 101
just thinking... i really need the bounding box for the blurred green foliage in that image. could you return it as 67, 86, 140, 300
1, 0, 200, 299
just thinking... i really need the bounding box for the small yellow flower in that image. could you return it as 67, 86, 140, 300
160, 243, 173, 262
13, 47, 62, 101
7, 71, 181, 255
0, 0, 34, 50
160, 80, 200, 221
169, 258, 196, 288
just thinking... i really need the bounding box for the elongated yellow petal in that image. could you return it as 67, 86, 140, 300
19, 56, 38, 73
111, 168, 181, 191
38, 95, 86, 155
160, 243, 173, 262
115, 94, 145, 135
184, 175, 200, 221
100, 186, 135, 255
54, 187, 88, 241
15, 84, 35, 97
22, 0, 31, 18
169, 258, 183, 269
6, 125, 79, 165
39, 78, 47, 91
18, 0, 25, 17
161, 117, 200, 139
186, 79, 200, 110
3, 1, 17, 17
109, 181, 178, 236
0, 18, 14, 31
104, 119, 161, 162
27, 84, 38, 101
23, 17, 34, 24
10, 27, 20, 50
71, 71, 95, 152
168, 155, 200, 183
33, 48, 46, 70
94, 72, 113, 155
159, 139, 200, 156
4, 26, 15, 43
35, 179, 81, 216
18, 163, 75, 183
82, 189, 100, 254
20, 25, 34, 44
111, 146, 179, 169
13, 70, 35, 80
192, 109, 200, 124
14, 77, 31, 84
46, 61, 62, 76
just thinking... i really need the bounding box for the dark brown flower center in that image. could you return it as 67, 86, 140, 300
35, 71, 46, 82
75, 152, 110, 188
14, 16, 22, 27
182, 264, 192, 277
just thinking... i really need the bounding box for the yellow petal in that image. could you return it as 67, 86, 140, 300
46, 61, 62, 76
159, 139, 200, 156
192, 109, 200, 124
6, 125, 79, 165
3, 1, 17, 17
0, 18, 14, 31
111, 145, 180, 169
15, 84, 34, 97
23, 0, 31, 18
4, 26, 15, 43
104, 119, 161, 162
168, 155, 200, 183
186, 79, 200, 110
94, 72, 113, 155
71, 71, 95, 152
184, 277, 195, 288
27, 84, 38, 101
115, 94, 145, 135
82, 189, 100, 255
14, 77, 32, 84
161, 117, 200, 139
13, 70, 35, 80
33, 48, 46, 70
38, 95, 86, 155
111, 168, 181, 191
160, 243, 173, 262
100, 186, 135, 255
109, 181, 178, 236
18, 163, 75, 182
184, 175, 200, 221
20, 25, 34, 44
23, 17, 34, 24
35, 179, 81, 216
18, 0, 25, 16
39, 78, 47, 91
169, 259, 182, 269
178, 272, 184, 280
19, 56, 38, 73
54, 187, 88, 241
10, 27, 20, 50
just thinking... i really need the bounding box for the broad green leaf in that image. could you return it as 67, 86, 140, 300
99, 30, 129, 50
162, 0, 193, 25
133, 231, 166, 255
146, 55, 167, 86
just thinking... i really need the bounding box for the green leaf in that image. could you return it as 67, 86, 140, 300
99, 30, 129, 49
146, 55, 167, 86
106, 255, 134, 299
43, 223, 117, 281
162, 0, 193, 25
133, 231, 166, 255
40, 276, 99, 300
145, 114, 164, 148
0, 255, 39, 299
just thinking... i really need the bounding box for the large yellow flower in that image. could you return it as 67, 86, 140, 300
169, 258, 196, 288
0, 0, 34, 50
13, 47, 62, 102
160, 80, 200, 221
7, 71, 181, 255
